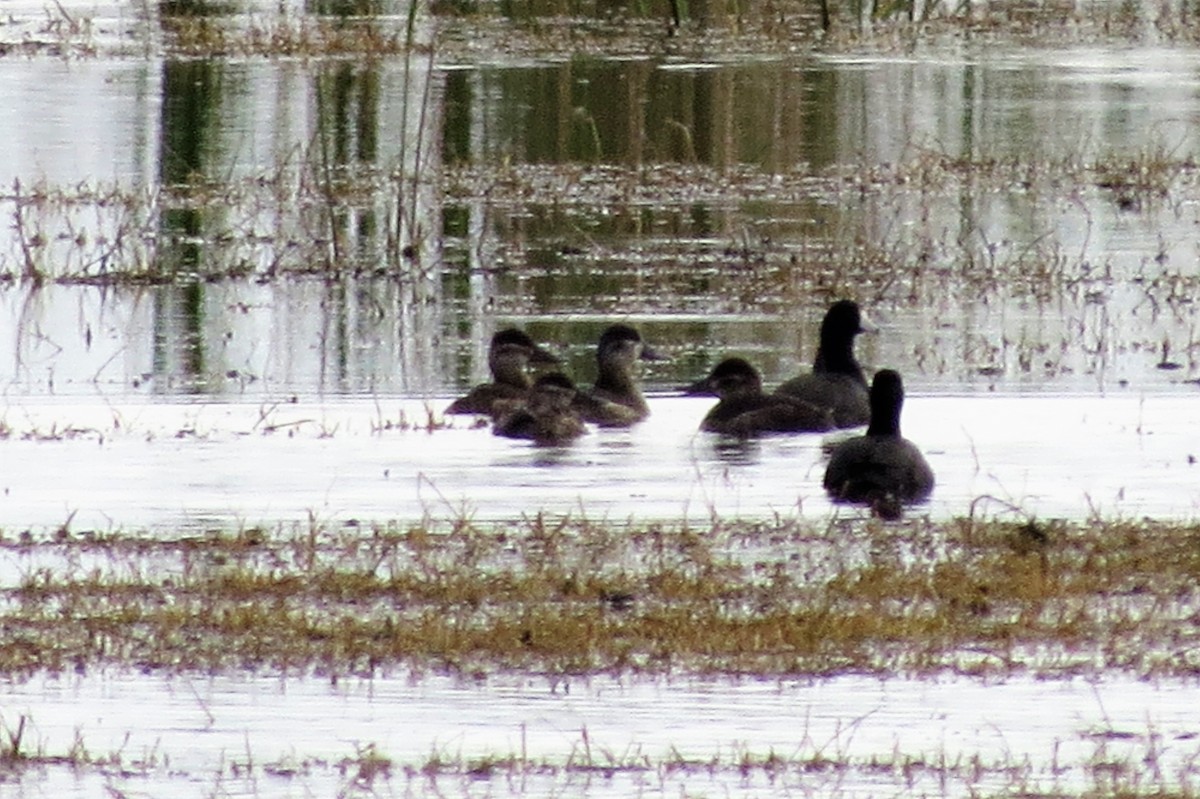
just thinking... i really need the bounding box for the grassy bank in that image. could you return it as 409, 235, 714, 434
3, 514, 1197, 680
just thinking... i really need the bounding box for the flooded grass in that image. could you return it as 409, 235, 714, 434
2, 514, 1200, 796
3, 144, 1195, 289
22, 0, 1200, 63
13, 0, 1200, 65
3, 702, 1198, 799
2, 515, 1198, 681
162, 12, 433, 59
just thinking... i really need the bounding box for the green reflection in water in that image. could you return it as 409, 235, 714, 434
306, 0, 393, 13
155, 59, 227, 392
315, 61, 384, 268
318, 62, 381, 166
445, 58, 842, 169
160, 60, 223, 186
160, 0, 238, 16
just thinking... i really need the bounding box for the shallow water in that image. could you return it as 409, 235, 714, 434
3, 2, 1200, 798
2, 670, 1198, 798
1, 392, 1197, 533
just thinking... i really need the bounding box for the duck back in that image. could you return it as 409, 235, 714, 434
774, 372, 869, 428
701, 392, 835, 435
823, 435, 934, 504
447, 383, 525, 415
823, 369, 934, 509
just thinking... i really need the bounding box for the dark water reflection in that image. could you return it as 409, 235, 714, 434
445, 51, 1200, 168
443, 61, 842, 168
3, 44, 1200, 397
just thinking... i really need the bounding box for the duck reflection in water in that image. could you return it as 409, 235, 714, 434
446, 329, 559, 417
573, 324, 666, 427
710, 434, 763, 466
493, 373, 587, 447
684, 357, 836, 436
823, 369, 934, 518
774, 300, 871, 428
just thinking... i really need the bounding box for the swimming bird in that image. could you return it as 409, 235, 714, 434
823, 369, 934, 513
774, 300, 870, 428
446, 328, 559, 416
684, 357, 836, 435
573, 324, 665, 427
493, 372, 587, 445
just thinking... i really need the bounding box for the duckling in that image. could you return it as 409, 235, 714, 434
684, 357, 835, 436
446, 328, 559, 416
573, 324, 664, 427
493, 373, 587, 446
774, 300, 870, 428
823, 369, 934, 512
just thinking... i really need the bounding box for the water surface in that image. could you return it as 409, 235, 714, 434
1, 392, 1196, 532
2, 3, 1200, 798
2, 670, 1197, 798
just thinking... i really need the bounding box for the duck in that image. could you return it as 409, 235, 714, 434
493, 372, 587, 446
773, 300, 870, 428
446, 328, 559, 416
573, 324, 664, 427
823, 369, 934, 514
684, 357, 836, 436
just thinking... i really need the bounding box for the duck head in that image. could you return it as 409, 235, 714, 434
489, 328, 560, 387
866, 368, 905, 437
813, 300, 868, 381
682, 357, 763, 399
596, 324, 665, 368
527, 372, 579, 416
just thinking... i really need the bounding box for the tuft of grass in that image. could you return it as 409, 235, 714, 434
339, 743, 392, 788
0, 715, 28, 765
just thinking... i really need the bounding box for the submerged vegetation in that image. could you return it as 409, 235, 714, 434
2, 514, 1198, 680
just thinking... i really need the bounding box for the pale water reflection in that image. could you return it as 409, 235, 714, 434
0, 670, 1197, 798
1, 393, 1196, 532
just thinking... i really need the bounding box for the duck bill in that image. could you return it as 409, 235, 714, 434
528, 344, 562, 365
639, 343, 669, 362
857, 310, 877, 335
680, 376, 716, 397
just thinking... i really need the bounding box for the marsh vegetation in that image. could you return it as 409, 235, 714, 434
4, 0, 1200, 797
3, 514, 1200, 796
3, 515, 1200, 680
